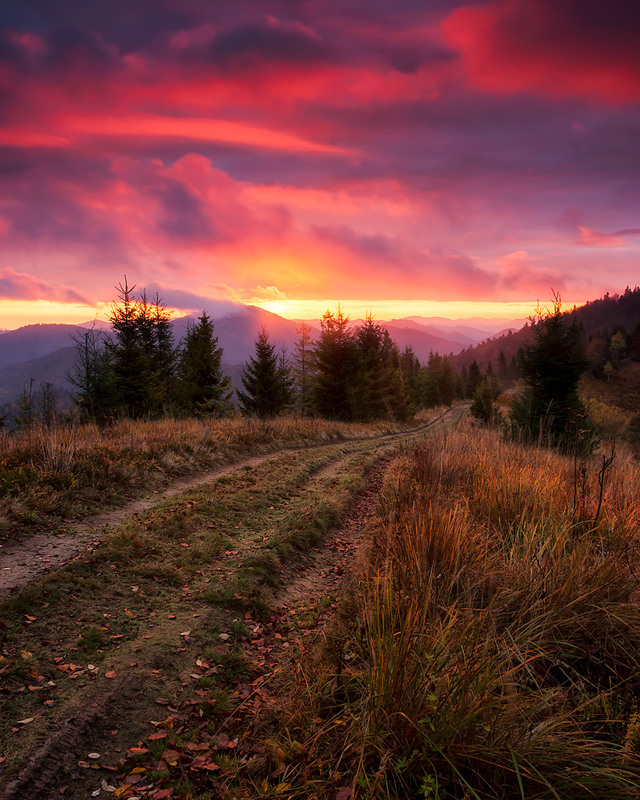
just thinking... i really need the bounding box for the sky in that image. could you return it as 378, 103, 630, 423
1, 0, 639, 329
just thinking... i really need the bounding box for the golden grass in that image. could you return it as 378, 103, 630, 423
268, 423, 640, 798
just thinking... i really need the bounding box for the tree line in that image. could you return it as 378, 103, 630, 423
66, 284, 468, 425
10, 282, 633, 449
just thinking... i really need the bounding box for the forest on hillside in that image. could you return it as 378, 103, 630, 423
3, 286, 640, 442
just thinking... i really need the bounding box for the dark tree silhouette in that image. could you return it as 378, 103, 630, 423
238, 328, 286, 418
178, 312, 232, 416
510, 294, 590, 448
313, 307, 359, 420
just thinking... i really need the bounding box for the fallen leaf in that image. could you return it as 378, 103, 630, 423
336, 788, 352, 800
161, 749, 181, 765
17, 717, 34, 725
104, 671, 117, 679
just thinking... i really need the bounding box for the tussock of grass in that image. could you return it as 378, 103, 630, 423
271, 426, 640, 799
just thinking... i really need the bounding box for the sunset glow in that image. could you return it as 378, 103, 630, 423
1, 1, 639, 329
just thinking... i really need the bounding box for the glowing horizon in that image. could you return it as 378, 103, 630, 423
0, 295, 589, 332
0, 2, 638, 331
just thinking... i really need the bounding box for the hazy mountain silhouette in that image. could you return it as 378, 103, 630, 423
0, 306, 536, 409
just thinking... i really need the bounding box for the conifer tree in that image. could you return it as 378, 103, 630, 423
71, 279, 178, 421
14, 379, 34, 430
277, 346, 294, 412
314, 307, 359, 420
292, 322, 315, 418
355, 315, 407, 420
238, 328, 285, 418
107, 278, 150, 418
39, 382, 59, 429
399, 346, 421, 413
510, 294, 590, 448
178, 312, 232, 416
466, 360, 482, 398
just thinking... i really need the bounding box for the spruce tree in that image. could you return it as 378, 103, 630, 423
238, 328, 285, 418
107, 278, 149, 418
314, 307, 358, 420
292, 322, 315, 418
178, 312, 232, 416
70, 326, 115, 423
510, 295, 590, 448
13, 379, 34, 430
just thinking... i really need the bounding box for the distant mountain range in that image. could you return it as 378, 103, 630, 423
0, 306, 526, 413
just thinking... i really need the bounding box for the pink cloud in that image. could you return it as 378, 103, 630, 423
0, 268, 92, 304
497, 250, 566, 294
575, 227, 625, 247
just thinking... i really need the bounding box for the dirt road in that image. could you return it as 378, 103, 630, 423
0, 407, 466, 799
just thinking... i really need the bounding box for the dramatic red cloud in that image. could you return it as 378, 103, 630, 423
1, 3, 639, 328
443, 0, 640, 103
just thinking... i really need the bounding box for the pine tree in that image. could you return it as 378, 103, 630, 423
292, 322, 315, 418
238, 328, 285, 418
74, 279, 178, 420
178, 312, 232, 416
510, 294, 590, 449
467, 360, 482, 398
470, 376, 502, 426
354, 315, 407, 420
277, 346, 294, 412
399, 346, 421, 413
39, 382, 59, 429
70, 326, 115, 423
107, 278, 149, 418
14, 379, 34, 430
314, 307, 358, 420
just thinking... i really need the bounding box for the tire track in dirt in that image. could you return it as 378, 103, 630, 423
0, 408, 466, 799
0, 410, 462, 596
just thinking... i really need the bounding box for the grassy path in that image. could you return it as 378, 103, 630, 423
0, 412, 456, 595
0, 408, 466, 799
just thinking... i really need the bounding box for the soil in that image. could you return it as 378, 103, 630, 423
0, 462, 385, 800
0, 410, 466, 798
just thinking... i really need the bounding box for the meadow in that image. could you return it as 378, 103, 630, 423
2, 410, 640, 799
0, 416, 408, 542
262, 423, 640, 798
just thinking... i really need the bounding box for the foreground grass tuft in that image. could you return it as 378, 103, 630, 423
266, 426, 640, 799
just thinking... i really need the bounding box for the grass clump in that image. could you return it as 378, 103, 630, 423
273, 426, 640, 799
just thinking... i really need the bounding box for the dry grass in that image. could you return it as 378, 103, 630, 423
0, 416, 408, 539
266, 423, 640, 798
